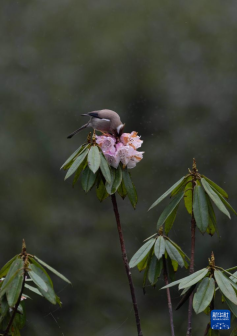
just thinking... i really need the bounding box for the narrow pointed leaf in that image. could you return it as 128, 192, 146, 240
96, 178, 109, 202
184, 176, 193, 214
148, 255, 162, 285
29, 259, 57, 304
193, 185, 209, 233
165, 237, 190, 261
100, 153, 112, 184
106, 166, 122, 195
212, 188, 237, 216
6, 259, 24, 307
201, 178, 230, 219
149, 176, 185, 210
81, 166, 97, 192
202, 176, 228, 199
225, 296, 237, 317
122, 168, 137, 208
137, 254, 150, 272
34, 256, 71, 284
117, 179, 127, 199
72, 158, 86, 186
179, 268, 209, 289
165, 204, 179, 235
0, 258, 23, 297
214, 269, 237, 305
167, 256, 176, 281
24, 283, 43, 296
0, 255, 18, 278
160, 278, 183, 289
157, 191, 184, 229
28, 269, 48, 293
206, 196, 219, 237
165, 240, 184, 267
88, 146, 101, 173
171, 178, 187, 196
60, 145, 83, 170
154, 236, 165, 260
65, 148, 89, 180
142, 250, 153, 291
176, 285, 197, 310
129, 239, 155, 268
193, 277, 215, 314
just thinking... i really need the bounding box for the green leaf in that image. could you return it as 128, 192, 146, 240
0, 258, 24, 298
193, 277, 215, 314
81, 166, 97, 192
165, 205, 179, 235
28, 269, 48, 293
88, 146, 101, 174
202, 175, 228, 199
29, 259, 57, 305
149, 176, 186, 210
6, 259, 24, 307
179, 268, 209, 289
171, 259, 179, 272
129, 239, 156, 268
160, 278, 183, 289
214, 269, 237, 305
106, 166, 122, 195
0, 295, 9, 321
184, 176, 193, 214
206, 217, 215, 236
60, 145, 83, 170
165, 240, 184, 267
148, 255, 162, 285
34, 256, 71, 284
211, 187, 237, 216
72, 157, 86, 186
157, 191, 184, 229
96, 178, 109, 202
0, 255, 18, 278
24, 283, 43, 296
201, 178, 230, 219
165, 237, 190, 262
225, 296, 237, 317
142, 250, 153, 291
65, 148, 89, 180
154, 236, 165, 260
171, 178, 187, 196
117, 179, 127, 199
137, 254, 150, 272
100, 153, 112, 184
206, 196, 219, 237
193, 185, 209, 233
121, 168, 137, 208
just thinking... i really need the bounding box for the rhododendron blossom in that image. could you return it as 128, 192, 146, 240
96, 131, 144, 169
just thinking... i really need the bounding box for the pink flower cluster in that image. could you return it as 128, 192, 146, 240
96, 131, 144, 169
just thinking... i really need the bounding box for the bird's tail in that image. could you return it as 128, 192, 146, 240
67, 123, 89, 139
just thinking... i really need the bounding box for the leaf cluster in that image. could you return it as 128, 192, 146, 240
61, 143, 138, 208
129, 233, 189, 289
149, 174, 236, 235
162, 259, 237, 318
0, 250, 71, 335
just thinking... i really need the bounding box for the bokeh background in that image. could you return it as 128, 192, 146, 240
1, 0, 237, 335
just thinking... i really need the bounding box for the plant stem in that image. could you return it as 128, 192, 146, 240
162, 256, 175, 336
203, 323, 210, 336
186, 169, 196, 336
4, 272, 26, 336
111, 194, 143, 336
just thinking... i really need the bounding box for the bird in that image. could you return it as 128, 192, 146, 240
67, 109, 125, 139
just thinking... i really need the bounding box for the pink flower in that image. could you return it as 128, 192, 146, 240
96, 131, 144, 169
120, 131, 143, 149
96, 135, 116, 154
104, 151, 120, 169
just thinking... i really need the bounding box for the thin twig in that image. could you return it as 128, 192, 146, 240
111, 194, 143, 336
204, 323, 210, 336
186, 168, 196, 336
162, 256, 175, 336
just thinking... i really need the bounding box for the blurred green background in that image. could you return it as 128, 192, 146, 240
1, 0, 237, 335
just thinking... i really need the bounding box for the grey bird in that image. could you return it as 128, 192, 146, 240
67, 109, 125, 139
